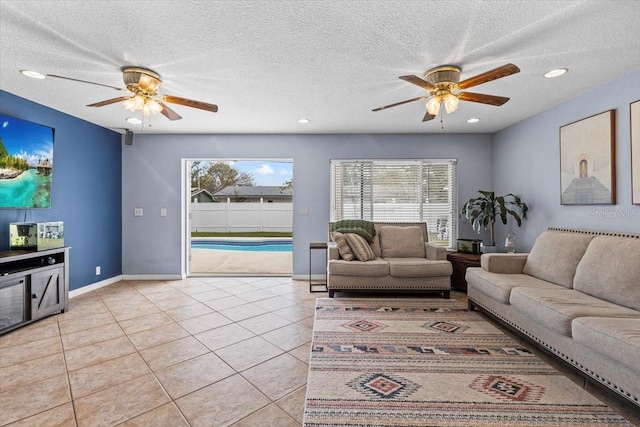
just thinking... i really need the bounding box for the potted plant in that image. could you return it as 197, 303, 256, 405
460, 190, 529, 250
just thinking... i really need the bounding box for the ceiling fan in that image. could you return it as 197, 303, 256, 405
373, 63, 520, 124
45, 66, 218, 121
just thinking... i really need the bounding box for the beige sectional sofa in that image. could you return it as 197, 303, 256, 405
466, 228, 640, 407
327, 221, 452, 298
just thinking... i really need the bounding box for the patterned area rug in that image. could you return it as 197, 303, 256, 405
303, 298, 632, 426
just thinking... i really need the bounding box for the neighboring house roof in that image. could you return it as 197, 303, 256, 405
212, 186, 292, 198
191, 188, 216, 202
191, 188, 214, 198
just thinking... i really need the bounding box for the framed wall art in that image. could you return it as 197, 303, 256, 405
560, 109, 616, 205
0, 114, 55, 209
631, 100, 640, 205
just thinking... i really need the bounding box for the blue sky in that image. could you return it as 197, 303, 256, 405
228, 160, 292, 186
1, 114, 54, 166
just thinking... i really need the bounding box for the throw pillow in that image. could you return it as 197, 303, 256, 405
379, 225, 425, 258
344, 233, 376, 261
331, 231, 355, 261
330, 220, 376, 243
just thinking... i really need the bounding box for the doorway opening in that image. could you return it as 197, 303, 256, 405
185, 159, 293, 277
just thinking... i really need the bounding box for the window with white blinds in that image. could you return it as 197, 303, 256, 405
330, 159, 457, 248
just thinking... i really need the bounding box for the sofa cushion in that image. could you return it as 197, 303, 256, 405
344, 233, 376, 261
330, 220, 376, 243
330, 232, 355, 261
509, 287, 640, 337
328, 258, 389, 276
522, 230, 594, 288
573, 235, 640, 311
572, 317, 640, 373
466, 268, 564, 304
385, 258, 452, 278
379, 226, 426, 258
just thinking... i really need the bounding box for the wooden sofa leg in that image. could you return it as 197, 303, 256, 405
468, 300, 475, 311
329, 290, 335, 298
443, 290, 450, 299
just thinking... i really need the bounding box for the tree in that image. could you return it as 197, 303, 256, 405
279, 178, 293, 192
191, 161, 255, 194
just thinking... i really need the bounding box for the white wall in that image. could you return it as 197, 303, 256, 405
492, 69, 640, 251
122, 134, 493, 276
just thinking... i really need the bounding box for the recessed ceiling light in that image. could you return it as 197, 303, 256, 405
126, 117, 142, 124
297, 118, 310, 124
466, 118, 480, 124
20, 70, 45, 79
544, 68, 568, 78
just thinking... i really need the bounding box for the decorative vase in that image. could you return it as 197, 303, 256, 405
505, 233, 517, 253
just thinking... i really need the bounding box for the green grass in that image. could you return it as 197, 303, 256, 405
191, 231, 292, 238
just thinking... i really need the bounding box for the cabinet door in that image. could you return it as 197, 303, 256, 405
30, 266, 65, 320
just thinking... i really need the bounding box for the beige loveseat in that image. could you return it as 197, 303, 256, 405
466, 228, 640, 407
327, 221, 452, 298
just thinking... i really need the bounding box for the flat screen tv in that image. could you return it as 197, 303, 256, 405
0, 114, 55, 209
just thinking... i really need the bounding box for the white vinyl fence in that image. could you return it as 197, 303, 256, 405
191, 199, 293, 232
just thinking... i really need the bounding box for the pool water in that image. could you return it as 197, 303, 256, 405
191, 239, 292, 252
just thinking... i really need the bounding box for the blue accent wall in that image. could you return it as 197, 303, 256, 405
0, 90, 122, 290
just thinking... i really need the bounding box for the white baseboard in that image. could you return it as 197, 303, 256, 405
122, 274, 183, 281
69, 274, 186, 298
69, 275, 123, 298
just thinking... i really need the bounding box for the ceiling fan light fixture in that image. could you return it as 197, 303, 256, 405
426, 97, 441, 116
142, 98, 163, 116
126, 117, 142, 124
443, 93, 459, 114
123, 94, 145, 112
466, 118, 480, 124
297, 118, 310, 124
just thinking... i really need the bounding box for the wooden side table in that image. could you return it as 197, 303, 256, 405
447, 252, 481, 293
309, 242, 328, 293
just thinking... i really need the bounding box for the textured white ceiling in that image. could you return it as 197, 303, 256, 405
1, 1, 639, 135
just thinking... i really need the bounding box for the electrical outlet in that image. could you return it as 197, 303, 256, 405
134, 208, 143, 217
96, 266, 101, 275
160, 208, 167, 217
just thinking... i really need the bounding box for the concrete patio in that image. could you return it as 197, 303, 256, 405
190, 249, 292, 276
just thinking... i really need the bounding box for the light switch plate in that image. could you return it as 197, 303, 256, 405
134, 208, 143, 216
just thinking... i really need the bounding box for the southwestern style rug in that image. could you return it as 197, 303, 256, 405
303, 298, 632, 426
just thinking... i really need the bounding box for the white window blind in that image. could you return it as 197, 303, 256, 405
330, 159, 457, 248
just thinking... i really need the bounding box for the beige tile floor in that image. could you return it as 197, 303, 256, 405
0, 277, 319, 427
0, 278, 638, 426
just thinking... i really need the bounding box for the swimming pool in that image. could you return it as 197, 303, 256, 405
191, 239, 292, 252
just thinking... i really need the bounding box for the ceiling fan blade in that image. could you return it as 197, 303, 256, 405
87, 96, 132, 107
161, 95, 218, 113
46, 74, 125, 91
458, 92, 510, 106
399, 75, 437, 91
422, 111, 436, 122
457, 63, 520, 90
372, 96, 426, 112
160, 102, 182, 121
